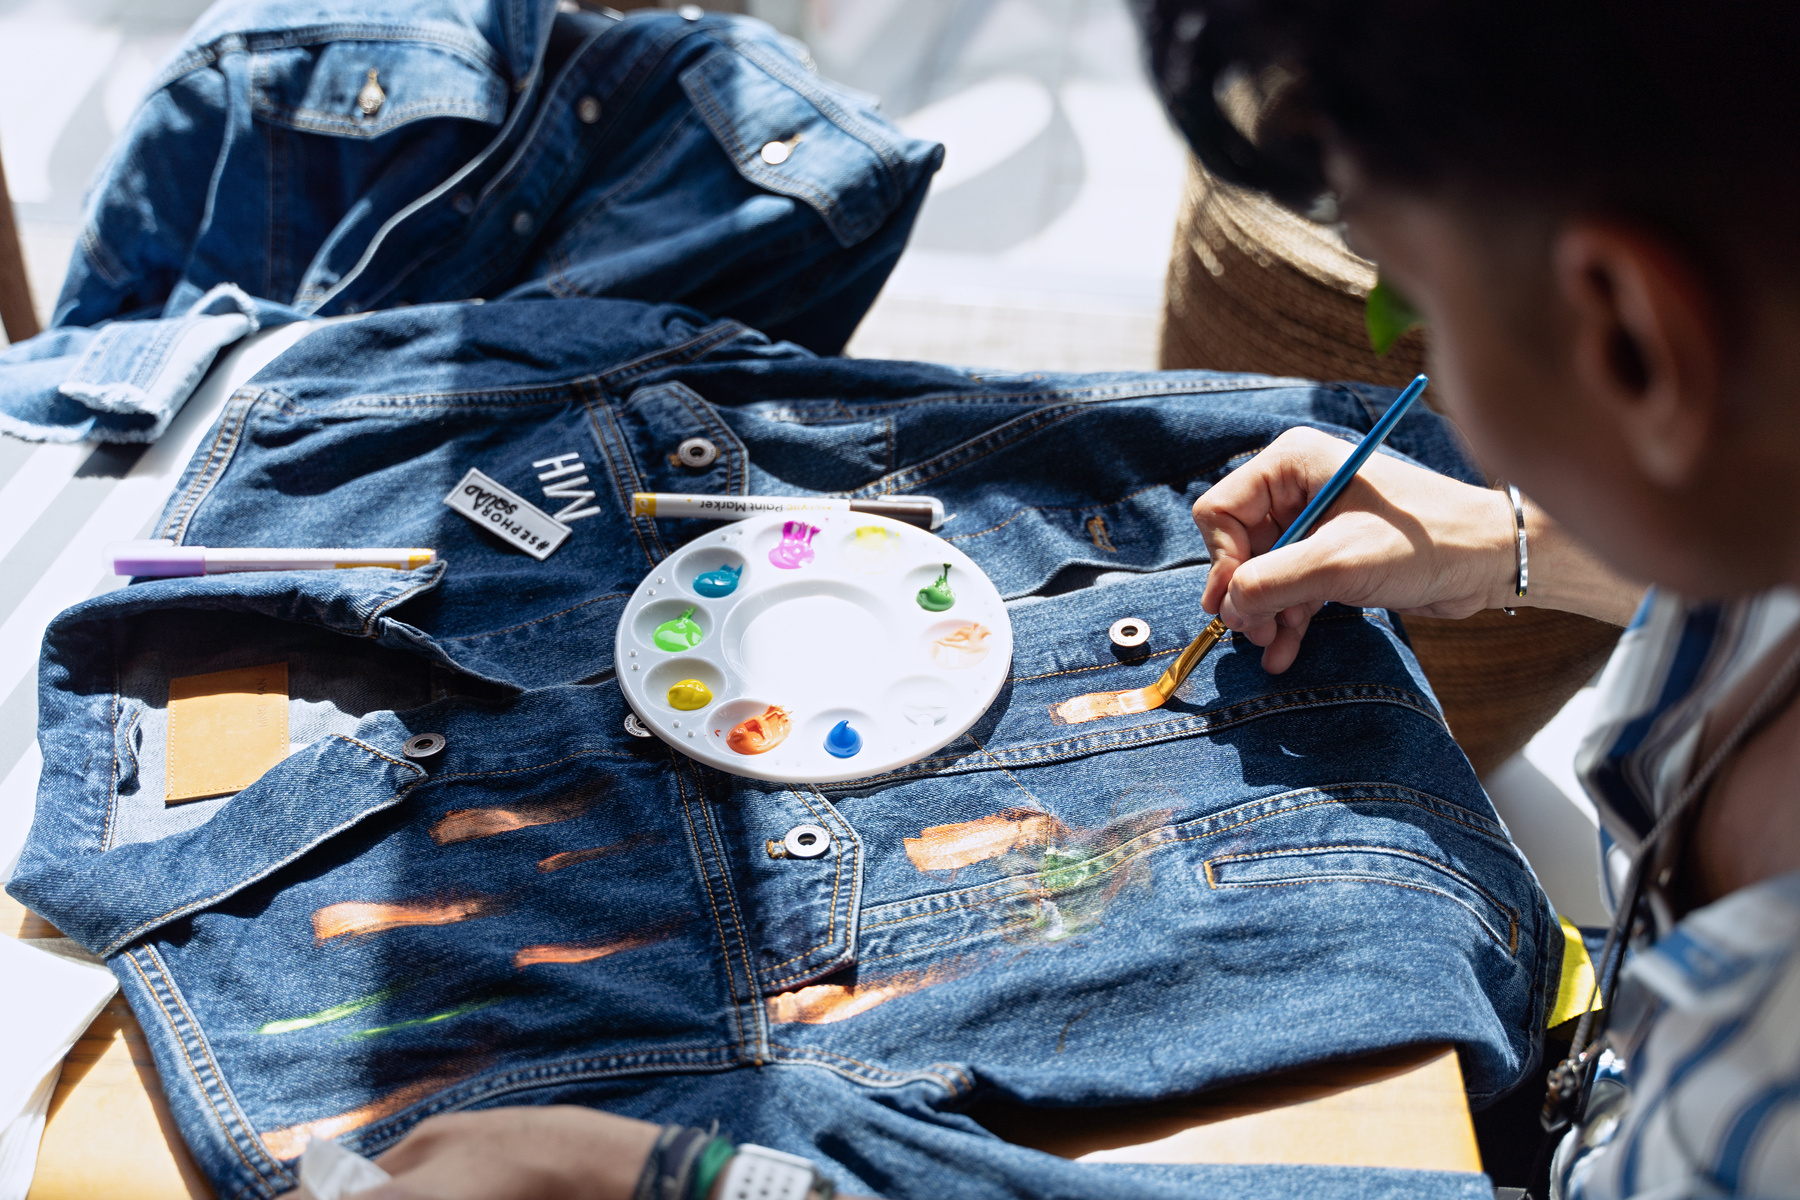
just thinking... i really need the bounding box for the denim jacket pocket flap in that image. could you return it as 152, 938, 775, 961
1204, 845, 1520, 955
679, 39, 938, 247
251, 38, 507, 138
8, 732, 425, 958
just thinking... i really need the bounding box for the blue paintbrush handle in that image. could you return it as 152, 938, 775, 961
1269, 374, 1429, 552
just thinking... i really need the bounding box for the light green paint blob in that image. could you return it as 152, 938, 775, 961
653, 606, 705, 651
348, 997, 502, 1041
916, 564, 955, 612
258, 984, 407, 1035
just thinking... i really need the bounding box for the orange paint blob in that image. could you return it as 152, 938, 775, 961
312, 896, 491, 943
429, 796, 592, 846
536, 834, 658, 873
726, 705, 791, 754
930, 622, 991, 669
513, 931, 667, 969
766, 966, 952, 1025
903, 807, 1070, 873
259, 1061, 487, 1160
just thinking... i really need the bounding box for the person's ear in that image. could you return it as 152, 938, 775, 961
1554, 224, 1724, 488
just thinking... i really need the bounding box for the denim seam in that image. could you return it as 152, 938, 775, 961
860, 789, 1516, 930
724, 36, 907, 178
839, 684, 1441, 785
421, 746, 641, 783
874, 405, 1089, 494
600, 319, 752, 390
126, 948, 291, 1195
1212, 874, 1517, 955
961, 725, 1044, 809
762, 1045, 972, 1095
585, 389, 664, 566
1205, 845, 1520, 953
159, 392, 255, 541
830, 377, 1310, 422
758, 787, 849, 978
436, 591, 630, 642
692, 766, 763, 1059
101, 668, 122, 853
99, 738, 422, 954
661, 382, 750, 497
362, 564, 453, 636
945, 481, 1203, 545
855, 918, 1038, 954
160, 23, 504, 92
670, 757, 750, 1060
263, 99, 501, 137
547, 109, 706, 256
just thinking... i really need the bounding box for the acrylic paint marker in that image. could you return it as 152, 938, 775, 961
107, 540, 436, 578
632, 492, 943, 530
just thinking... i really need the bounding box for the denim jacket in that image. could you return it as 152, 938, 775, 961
0, 0, 939, 443
10, 298, 1556, 1200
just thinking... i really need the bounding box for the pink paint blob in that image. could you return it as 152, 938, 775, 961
768, 521, 820, 569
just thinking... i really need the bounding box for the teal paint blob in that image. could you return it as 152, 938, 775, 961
916, 563, 955, 611
824, 720, 863, 758
653, 606, 705, 651
693, 562, 742, 598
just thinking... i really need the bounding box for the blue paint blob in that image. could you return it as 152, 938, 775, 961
824, 720, 863, 759
694, 562, 742, 597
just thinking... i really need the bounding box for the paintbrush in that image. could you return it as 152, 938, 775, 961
1052, 374, 1430, 725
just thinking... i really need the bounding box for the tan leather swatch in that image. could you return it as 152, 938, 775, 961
166, 662, 289, 804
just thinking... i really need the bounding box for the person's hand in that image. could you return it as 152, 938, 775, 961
346, 1106, 660, 1200
1194, 426, 1519, 673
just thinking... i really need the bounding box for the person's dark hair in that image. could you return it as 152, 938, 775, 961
1137, 0, 1800, 279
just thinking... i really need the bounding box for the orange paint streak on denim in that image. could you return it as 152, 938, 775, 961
536, 833, 659, 873
259, 1062, 485, 1160
512, 931, 667, 969
312, 896, 492, 943
428, 796, 593, 846
766, 966, 952, 1025
903, 806, 1070, 873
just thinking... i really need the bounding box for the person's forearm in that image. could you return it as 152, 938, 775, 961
1496, 498, 1646, 626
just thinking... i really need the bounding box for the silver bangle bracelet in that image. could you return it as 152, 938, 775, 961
1502, 482, 1528, 615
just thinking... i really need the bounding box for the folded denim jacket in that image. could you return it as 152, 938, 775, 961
9, 299, 1557, 1200
0, 0, 939, 443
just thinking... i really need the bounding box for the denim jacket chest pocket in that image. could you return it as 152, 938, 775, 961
249, 36, 508, 138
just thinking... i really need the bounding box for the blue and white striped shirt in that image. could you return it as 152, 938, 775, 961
1555, 587, 1800, 1198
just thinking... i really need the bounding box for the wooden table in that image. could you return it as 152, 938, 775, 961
5, 889, 1478, 1197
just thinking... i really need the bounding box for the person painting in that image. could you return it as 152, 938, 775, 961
346, 2, 1795, 1196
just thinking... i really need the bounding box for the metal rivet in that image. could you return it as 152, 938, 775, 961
402, 733, 446, 760
760, 140, 792, 166
452, 193, 475, 215
678, 3, 703, 18
511, 211, 533, 235
623, 713, 653, 738
576, 95, 602, 124
782, 824, 830, 859
1109, 617, 1151, 648
677, 437, 719, 468
357, 69, 385, 116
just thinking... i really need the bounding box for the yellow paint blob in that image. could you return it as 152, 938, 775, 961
667, 679, 713, 711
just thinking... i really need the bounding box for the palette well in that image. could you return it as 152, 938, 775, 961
614, 511, 1014, 783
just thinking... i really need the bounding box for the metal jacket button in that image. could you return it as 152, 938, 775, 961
782, 824, 830, 859
760, 140, 792, 165
511, 211, 534, 236
358, 69, 385, 116
677, 437, 718, 468
622, 713, 653, 738
679, 4, 703, 18
576, 96, 601, 124
1109, 617, 1151, 648
402, 733, 446, 760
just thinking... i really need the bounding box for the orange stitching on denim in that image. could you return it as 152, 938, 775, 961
670, 760, 747, 1058
682, 762, 759, 1057
437, 591, 630, 642
1205, 874, 1518, 954
424, 747, 635, 783
763, 1043, 972, 1094
944, 482, 1174, 543
760, 788, 851, 976
131, 949, 289, 1184
586, 392, 662, 566
856, 921, 1038, 961
1206, 843, 1519, 929
158, 393, 246, 538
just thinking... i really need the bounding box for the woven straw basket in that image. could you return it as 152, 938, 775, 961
1159, 160, 1621, 777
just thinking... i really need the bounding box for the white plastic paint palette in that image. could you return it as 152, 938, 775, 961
615, 511, 1013, 783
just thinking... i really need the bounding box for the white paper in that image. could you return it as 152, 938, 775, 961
0, 937, 118, 1200
298, 1136, 392, 1200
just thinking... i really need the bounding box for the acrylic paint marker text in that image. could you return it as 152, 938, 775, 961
631, 492, 943, 529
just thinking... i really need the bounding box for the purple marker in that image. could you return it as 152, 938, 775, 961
107, 540, 436, 578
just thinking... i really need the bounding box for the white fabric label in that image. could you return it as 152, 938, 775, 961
442, 468, 572, 560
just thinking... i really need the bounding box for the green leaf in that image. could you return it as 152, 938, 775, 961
1365, 277, 1423, 356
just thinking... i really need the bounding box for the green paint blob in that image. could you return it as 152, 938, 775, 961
348, 997, 502, 1041
653, 606, 705, 651
916, 564, 955, 612
258, 983, 407, 1035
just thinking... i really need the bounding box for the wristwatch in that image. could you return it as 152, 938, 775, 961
712, 1144, 836, 1200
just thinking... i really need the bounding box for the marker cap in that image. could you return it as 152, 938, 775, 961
107, 539, 204, 578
